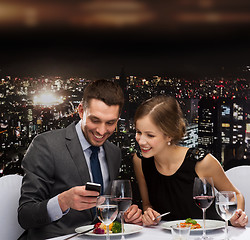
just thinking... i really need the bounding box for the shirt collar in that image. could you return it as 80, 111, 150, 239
75, 120, 91, 151
75, 120, 104, 153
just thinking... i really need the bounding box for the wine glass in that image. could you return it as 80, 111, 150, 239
96, 195, 118, 240
193, 177, 215, 240
215, 191, 237, 240
111, 180, 132, 239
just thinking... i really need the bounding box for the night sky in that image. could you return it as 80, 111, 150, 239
1, 0, 250, 79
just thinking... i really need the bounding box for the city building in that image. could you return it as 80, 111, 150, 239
198, 97, 247, 163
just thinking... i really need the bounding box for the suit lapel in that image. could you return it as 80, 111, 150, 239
65, 122, 91, 184
103, 142, 115, 182
103, 142, 120, 193
65, 122, 104, 220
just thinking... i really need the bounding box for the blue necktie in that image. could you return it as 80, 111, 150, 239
89, 146, 103, 195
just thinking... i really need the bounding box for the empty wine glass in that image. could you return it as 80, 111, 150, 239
111, 180, 132, 239
193, 177, 215, 240
96, 195, 118, 240
215, 191, 237, 240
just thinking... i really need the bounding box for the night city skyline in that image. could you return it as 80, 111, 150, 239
0, 73, 249, 167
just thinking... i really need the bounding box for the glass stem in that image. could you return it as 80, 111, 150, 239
121, 211, 125, 239
202, 208, 206, 239
225, 220, 229, 240
106, 224, 110, 240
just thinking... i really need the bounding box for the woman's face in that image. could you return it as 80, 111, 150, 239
135, 115, 170, 158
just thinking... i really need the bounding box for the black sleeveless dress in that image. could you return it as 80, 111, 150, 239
141, 147, 221, 221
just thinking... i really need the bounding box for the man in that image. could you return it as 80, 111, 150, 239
18, 79, 142, 239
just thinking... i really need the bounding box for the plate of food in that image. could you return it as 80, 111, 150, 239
161, 218, 225, 232
75, 221, 143, 236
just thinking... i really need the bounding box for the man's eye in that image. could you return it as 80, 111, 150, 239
107, 121, 115, 125
91, 119, 99, 123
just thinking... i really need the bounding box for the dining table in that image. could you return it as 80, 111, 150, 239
47, 222, 250, 240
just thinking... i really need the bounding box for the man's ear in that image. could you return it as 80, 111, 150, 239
78, 103, 84, 119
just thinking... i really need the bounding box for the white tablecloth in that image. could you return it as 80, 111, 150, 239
48, 224, 250, 240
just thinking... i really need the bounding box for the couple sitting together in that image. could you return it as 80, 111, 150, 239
18, 79, 248, 239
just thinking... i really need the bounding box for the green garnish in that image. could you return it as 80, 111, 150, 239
111, 221, 122, 233
185, 218, 197, 225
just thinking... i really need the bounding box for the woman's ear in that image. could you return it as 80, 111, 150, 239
165, 135, 172, 145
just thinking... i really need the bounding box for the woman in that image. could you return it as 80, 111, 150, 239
133, 95, 248, 227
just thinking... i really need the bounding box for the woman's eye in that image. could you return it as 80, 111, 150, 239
148, 134, 155, 138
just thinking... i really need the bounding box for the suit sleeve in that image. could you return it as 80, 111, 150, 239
18, 134, 56, 229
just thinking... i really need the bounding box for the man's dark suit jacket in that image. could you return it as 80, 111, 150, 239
18, 122, 122, 239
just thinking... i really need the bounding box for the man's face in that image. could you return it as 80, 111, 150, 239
78, 99, 120, 146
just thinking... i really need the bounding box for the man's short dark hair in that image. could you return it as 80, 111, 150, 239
82, 79, 124, 114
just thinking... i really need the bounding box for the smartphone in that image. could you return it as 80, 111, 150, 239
85, 182, 101, 193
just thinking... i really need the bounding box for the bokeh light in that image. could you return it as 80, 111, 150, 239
33, 93, 63, 106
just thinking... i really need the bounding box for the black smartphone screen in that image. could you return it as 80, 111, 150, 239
85, 182, 101, 193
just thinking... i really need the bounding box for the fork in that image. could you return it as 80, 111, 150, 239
63, 226, 94, 240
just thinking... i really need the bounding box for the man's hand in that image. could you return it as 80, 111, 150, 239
123, 204, 142, 225
230, 209, 248, 227
58, 185, 99, 212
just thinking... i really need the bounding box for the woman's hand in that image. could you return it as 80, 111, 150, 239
230, 209, 248, 227
124, 205, 142, 225
142, 207, 161, 226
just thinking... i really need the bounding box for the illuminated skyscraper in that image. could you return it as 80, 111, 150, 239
198, 97, 218, 157
218, 98, 246, 163
198, 97, 247, 163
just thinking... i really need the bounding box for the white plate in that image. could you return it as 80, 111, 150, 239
161, 219, 225, 232
75, 224, 143, 236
